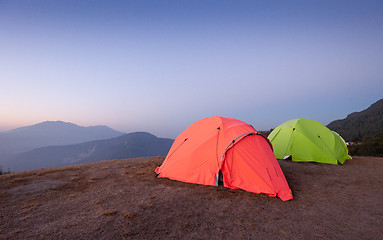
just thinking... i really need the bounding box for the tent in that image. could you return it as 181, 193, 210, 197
155, 116, 293, 201
267, 118, 351, 164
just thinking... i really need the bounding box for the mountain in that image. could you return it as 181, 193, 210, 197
327, 99, 383, 141
6, 132, 173, 172
0, 121, 125, 164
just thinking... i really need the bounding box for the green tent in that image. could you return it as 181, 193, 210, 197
268, 118, 351, 164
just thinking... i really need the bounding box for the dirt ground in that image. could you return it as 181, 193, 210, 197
0, 156, 382, 239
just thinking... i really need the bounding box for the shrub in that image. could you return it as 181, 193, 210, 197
0, 166, 12, 175
348, 132, 383, 157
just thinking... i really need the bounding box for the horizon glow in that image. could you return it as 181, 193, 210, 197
1, 0, 382, 138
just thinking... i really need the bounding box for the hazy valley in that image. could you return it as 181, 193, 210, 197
0, 122, 173, 172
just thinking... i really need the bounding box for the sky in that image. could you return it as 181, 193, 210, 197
0, 0, 382, 138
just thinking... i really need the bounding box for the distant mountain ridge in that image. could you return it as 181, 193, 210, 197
0, 121, 125, 165
7, 121, 117, 135
7, 132, 174, 172
327, 99, 383, 141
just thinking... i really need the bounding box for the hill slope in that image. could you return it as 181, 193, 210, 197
6, 132, 173, 172
0, 121, 124, 165
0, 156, 381, 239
327, 98, 383, 141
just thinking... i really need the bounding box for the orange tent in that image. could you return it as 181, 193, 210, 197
155, 116, 293, 201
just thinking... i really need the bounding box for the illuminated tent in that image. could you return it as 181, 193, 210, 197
155, 116, 293, 201
268, 118, 351, 164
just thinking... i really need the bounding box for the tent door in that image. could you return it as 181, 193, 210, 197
215, 170, 224, 186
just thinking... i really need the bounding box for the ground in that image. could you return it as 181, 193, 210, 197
0, 156, 382, 239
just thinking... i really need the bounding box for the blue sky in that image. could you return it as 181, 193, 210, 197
0, 0, 382, 138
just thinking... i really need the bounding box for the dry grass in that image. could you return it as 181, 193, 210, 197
11, 177, 24, 183
122, 210, 134, 219
103, 210, 117, 216
0, 156, 382, 240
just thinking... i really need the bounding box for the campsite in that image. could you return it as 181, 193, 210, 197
1, 1, 382, 239
1, 113, 383, 239
0, 155, 382, 239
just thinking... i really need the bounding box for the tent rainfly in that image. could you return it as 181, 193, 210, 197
155, 116, 293, 201
268, 118, 351, 164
